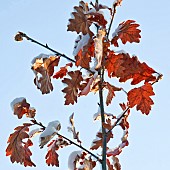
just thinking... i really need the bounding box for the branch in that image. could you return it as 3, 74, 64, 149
106, 3, 118, 39
17, 32, 94, 74
106, 106, 130, 135
31, 118, 101, 163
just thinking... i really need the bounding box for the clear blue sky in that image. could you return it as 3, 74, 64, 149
1, 0, 170, 169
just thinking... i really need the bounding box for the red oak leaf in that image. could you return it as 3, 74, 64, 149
105, 52, 156, 85
62, 70, 83, 105
107, 157, 121, 170
11, 98, 36, 119
128, 83, 155, 114
111, 20, 141, 47
32, 55, 60, 94
6, 123, 35, 167
53, 62, 73, 79
105, 51, 125, 78
105, 82, 121, 106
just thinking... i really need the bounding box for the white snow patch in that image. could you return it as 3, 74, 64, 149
73, 34, 90, 56
68, 150, 82, 170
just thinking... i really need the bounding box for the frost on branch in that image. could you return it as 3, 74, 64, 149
11, 97, 36, 119
6, 123, 35, 167
31, 54, 60, 94
45, 138, 70, 167
39, 120, 61, 148
111, 20, 141, 47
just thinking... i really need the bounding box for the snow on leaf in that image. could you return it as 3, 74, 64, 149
94, 29, 106, 69
105, 82, 121, 106
29, 128, 42, 138
93, 106, 116, 121
127, 83, 155, 115
32, 54, 60, 94
53, 62, 73, 79
62, 70, 83, 105
74, 37, 94, 69
68, 150, 82, 170
68, 113, 81, 143
39, 120, 61, 149
6, 123, 35, 167
11, 97, 36, 119
67, 1, 92, 35
111, 20, 141, 47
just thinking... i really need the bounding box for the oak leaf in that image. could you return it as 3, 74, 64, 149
111, 20, 141, 47
45, 138, 69, 167
62, 70, 83, 105
32, 55, 60, 94
11, 98, 36, 119
6, 123, 35, 167
105, 82, 121, 106
105, 52, 156, 85
105, 51, 125, 78
127, 83, 155, 115
53, 62, 73, 79
67, 1, 92, 35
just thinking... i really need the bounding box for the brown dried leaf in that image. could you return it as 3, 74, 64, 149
6, 123, 35, 167
11, 98, 36, 119
62, 70, 83, 105
32, 55, 60, 94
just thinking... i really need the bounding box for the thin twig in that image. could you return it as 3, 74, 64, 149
18, 32, 94, 74
106, 3, 117, 39
31, 118, 101, 163
107, 106, 130, 135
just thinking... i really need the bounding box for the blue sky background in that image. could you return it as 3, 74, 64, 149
0, 0, 170, 169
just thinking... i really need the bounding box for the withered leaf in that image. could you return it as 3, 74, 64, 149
111, 20, 141, 47
46, 138, 70, 166
62, 70, 83, 105
6, 123, 35, 167
128, 83, 155, 115
32, 55, 60, 94
67, 1, 92, 35
12, 98, 36, 119
105, 82, 121, 106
